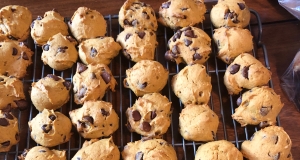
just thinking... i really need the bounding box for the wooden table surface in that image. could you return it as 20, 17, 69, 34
1, 0, 300, 159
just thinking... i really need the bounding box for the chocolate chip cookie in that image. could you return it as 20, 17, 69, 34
124, 60, 169, 96
68, 7, 107, 42
69, 100, 119, 139
18, 146, 66, 160
232, 86, 284, 127
172, 63, 212, 106
72, 137, 120, 160
223, 53, 272, 95
122, 139, 177, 160
31, 74, 71, 111
179, 104, 219, 142
0, 75, 28, 111
28, 109, 72, 147
73, 62, 117, 104
31, 10, 69, 46
213, 27, 253, 64
119, 0, 158, 31
165, 26, 211, 65
126, 93, 172, 138
158, 0, 207, 29
41, 33, 78, 71
195, 140, 243, 160
116, 27, 157, 62
0, 111, 19, 152
241, 126, 292, 160
78, 37, 121, 65
210, 0, 251, 28
0, 5, 32, 41
0, 40, 33, 78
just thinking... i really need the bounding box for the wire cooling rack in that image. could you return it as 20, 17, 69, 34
0, 9, 278, 160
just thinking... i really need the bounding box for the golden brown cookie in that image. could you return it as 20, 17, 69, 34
31, 10, 68, 46
18, 146, 66, 160
72, 63, 117, 104
0, 111, 19, 152
223, 53, 272, 95
68, 7, 107, 42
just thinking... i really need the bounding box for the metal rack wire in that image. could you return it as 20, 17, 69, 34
0, 9, 278, 160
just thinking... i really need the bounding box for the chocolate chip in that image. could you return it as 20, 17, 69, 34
31, 21, 35, 28
137, 31, 145, 39
142, 121, 151, 132
11, 8, 16, 12
101, 109, 110, 116
193, 53, 202, 61
37, 16, 42, 20
76, 157, 81, 160
274, 135, 278, 144
184, 30, 197, 38
90, 47, 97, 57
151, 111, 157, 120
172, 30, 182, 42
12, 48, 18, 55
14, 100, 28, 111
47, 74, 60, 81
287, 153, 291, 158
49, 115, 56, 121
63, 81, 72, 90
1, 141, 10, 147
229, 64, 240, 74
132, 19, 138, 26
90, 72, 96, 79
77, 63, 88, 74
132, 110, 141, 121
78, 86, 87, 99
83, 116, 94, 124
41, 124, 52, 133
0, 118, 9, 126
225, 12, 239, 23
4, 113, 14, 120
39, 150, 46, 152
21, 52, 29, 60
138, 82, 147, 89
259, 121, 269, 129
236, 96, 242, 106
77, 121, 86, 132
125, 33, 132, 41
171, 45, 179, 54
142, 12, 150, 19
57, 46, 68, 53
42, 44, 50, 51
260, 106, 271, 116
212, 131, 217, 140
123, 49, 132, 60
161, 1, 171, 9
135, 151, 144, 160
66, 36, 76, 43
100, 70, 111, 84
124, 19, 130, 25
165, 50, 178, 62
237, 3, 245, 10
184, 38, 192, 46
15, 133, 19, 141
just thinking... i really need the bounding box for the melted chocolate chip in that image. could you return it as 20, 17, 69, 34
77, 63, 88, 74
132, 110, 141, 121
229, 64, 240, 74
236, 96, 242, 106
1, 141, 10, 147
83, 116, 94, 124
49, 115, 56, 121
11, 8, 16, 12
47, 74, 60, 81
125, 33, 132, 41
4, 113, 14, 120
184, 30, 197, 38
0, 118, 9, 126
135, 151, 144, 160
224, 12, 239, 23
57, 46, 68, 53
161, 1, 171, 9
21, 52, 29, 60
137, 31, 146, 39
242, 66, 250, 79
237, 3, 245, 10
14, 100, 28, 111
12, 48, 18, 56
42, 44, 50, 51
101, 109, 110, 116
100, 70, 111, 84
193, 53, 202, 61
260, 106, 271, 116
37, 16, 42, 20
132, 19, 138, 26
63, 81, 72, 90
151, 111, 157, 120
172, 30, 182, 42
138, 82, 147, 89
124, 19, 130, 25
78, 86, 87, 99
184, 38, 192, 46
142, 121, 151, 132
41, 124, 52, 133
165, 50, 178, 62
90, 47, 97, 57
171, 45, 179, 54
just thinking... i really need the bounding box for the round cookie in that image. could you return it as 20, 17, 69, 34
18, 146, 66, 160
69, 100, 119, 139
0, 75, 28, 111
72, 137, 120, 160
78, 37, 121, 65
223, 53, 272, 95
68, 7, 107, 42
126, 93, 172, 138
158, 0, 206, 29
122, 139, 177, 160
210, 0, 251, 28
28, 109, 72, 147
0, 40, 34, 78
31, 74, 71, 111
73, 62, 117, 104
195, 140, 243, 160
172, 63, 212, 106
165, 26, 211, 65
124, 60, 169, 96
213, 27, 253, 64
31, 10, 68, 46
116, 27, 157, 62
41, 33, 78, 71
0, 111, 19, 152
0, 5, 32, 41
232, 86, 283, 127
119, 0, 158, 31
241, 126, 292, 160
179, 104, 219, 142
